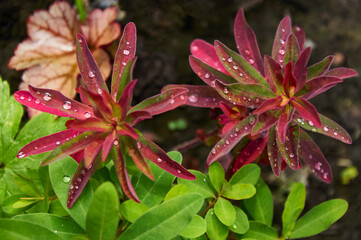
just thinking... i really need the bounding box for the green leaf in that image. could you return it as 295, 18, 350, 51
222, 183, 256, 200
229, 164, 260, 185
214, 197, 236, 226
180, 215, 207, 238
229, 206, 249, 234
2, 194, 37, 214
289, 199, 348, 239
164, 184, 188, 202
205, 209, 228, 240
49, 199, 68, 217
133, 151, 182, 208
241, 221, 278, 240
243, 179, 273, 226
178, 170, 216, 199
13, 213, 85, 239
209, 162, 225, 193
0, 219, 61, 239
282, 183, 306, 238
119, 200, 149, 223
307, 56, 333, 80
118, 193, 203, 240
13, 174, 42, 197
49, 157, 93, 229
86, 182, 119, 240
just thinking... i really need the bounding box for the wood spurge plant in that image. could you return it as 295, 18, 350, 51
0, 2, 357, 240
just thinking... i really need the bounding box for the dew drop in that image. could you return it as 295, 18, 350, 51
180, 95, 185, 100
78, 39, 83, 43
97, 89, 103, 94
203, 178, 207, 182
235, 127, 240, 132
122, 61, 126, 66
227, 57, 233, 62
280, 39, 286, 44
204, 73, 210, 79
223, 87, 229, 94
249, 116, 256, 125
137, 142, 142, 148
334, 131, 338, 136
232, 224, 238, 229
63, 175, 71, 183
297, 118, 302, 123
308, 121, 314, 126
75, 185, 79, 189
211, 149, 216, 154
56, 141, 61, 145
221, 57, 226, 61
323, 126, 329, 132
244, 126, 248, 130
77, 177, 82, 183
239, 72, 244, 77
314, 162, 322, 171
323, 172, 328, 179
279, 49, 285, 55
20, 96, 25, 100
18, 152, 25, 158
113, 140, 119, 146
84, 112, 92, 118
281, 28, 285, 32
123, 49, 130, 55
43, 92, 52, 101
69, 184, 74, 190
188, 94, 198, 103
249, 58, 255, 64
191, 45, 199, 52
35, 99, 40, 104
233, 65, 238, 70
157, 158, 162, 163
27, 97, 32, 102
62, 101, 72, 110
54, 230, 58, 234
177, 170, 181, 173
311, 128, 317, 132
210, 80, 216, 87
225, 140, 230, 145
126, 41, 130, 45
289, 153, 294, 158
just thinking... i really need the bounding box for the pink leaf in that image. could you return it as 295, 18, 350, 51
117, 122, 139, 140
234, 8, 264, 75
117, 80, 138, 120
293, 113, 352, 144
189, 55, 236, 87
102, 130, 117, 162
124, 110, 152, 126
111, 23, 137, 100
163, 84, 224, 108
28, 85, 94, 120
214, 41, 269, 87
294, 47, 311, 92
264, 55, 285, 95
71, 150, 84, 164
299, 129, 333, 183
307, 56, 334, 80
267, 127, 282, 176
251, 110, 279, 135
291, 98, 321, 127
232, 136, 268, 173
277, 105, 295, 143
272, 16, 292, 65
84, 138, 104, 169
297, 76, 342, 100
283, 62, 297, 92
17, 129, 80, 159
325, 68, 358, 79
66, 118, 111, 132
253, 96, 283, 115
14, 90, 73, 118
293, 26, 305, 50
76, 34, 108, 93
67, 157, 101, 208
137, 135, 195, 180
130, 88, 188, 115
207, 115, 256, 166
276, 125, 299, 169
78, 87, 112, 120
190, 39, 229, 74
112, 144, 140, 202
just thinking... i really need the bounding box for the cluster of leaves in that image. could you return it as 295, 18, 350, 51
8, 1, 121, 117
165, 8, 357, 183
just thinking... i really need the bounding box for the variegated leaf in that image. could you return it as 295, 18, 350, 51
272, 16, 292, 65
307, 56, 334, 80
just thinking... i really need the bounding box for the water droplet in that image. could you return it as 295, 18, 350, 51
334, 131, 338, 136
84, 112, 92, 118
137, 142, 141, 148
279, 49, 285, 55
249, 58, 255, 64
188, 94, 198, 103
56, 141, 60, 145
211, 149, 216, 154
114, 140, 119, 146
235, 127, 240, 132
69, 184, 74, 190
290, 153, 294, 158
75, 185, 79, 189
232, 224, 238, 229
54, 230, 58, 234
249, 117, 256, 125
126, 41, 130, 45
281, 28, 285, 32
233, 65, 238, 70
297, 118, 302, 123
27, 97, 32, 102
97, 89, 103, 94
62, 101, 72, 110
280, 38, 286, 44
88, 70, 96, 78
204, 73, 210, 79
122, 61, 126, 66
43, 92, 52, 101
308, 121, 314, 126
18, 152, 25, 158
203, 178, 206, 182
78, 39, 83, 43
244, 126, 248, 130
191, 45, 199, 52
323, 126, 329, 132
20, 96, 25, 100
35, 99, 40, 104
77, 177, 82, 183
63, 175, 71, 183
227, 57, 233, 62
80, 169, 86, 175
223, 87, 229, 94
255, 98, 260, 104
239, 72, 244, 77
225, 140, 230, 145
323, 172, 328, 179
315, 162, 322, 171
221, 57, 226, 61
177, 170, 181, 173
311, 128, 317, 132
157, 158, 162, 163
123, 49, 130, 55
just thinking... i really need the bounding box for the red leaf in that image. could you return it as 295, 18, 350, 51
123, 136, 154, 180
102, 130, 117, 162
291, 98, 321, 127
232, 136, 268, 173
14, 90, 73, 118
137, 135, 195, 180
253, 96, 282, 115
117, 80, 138, 120
190, 39, 229, 74
111, 22, 137, 100
296, 76, 342, 100
293, 26, 305, 50
78, 87, 112, 120
272, 16, 292, 65
276, 125, 299, 169
112, 144, 140, 202
277, 105, 295, 143
298, 129, 333, 183
283, 62, 297, 92
84, 138, 104, 169
28, 85, 94, 120
264, 55, 285, 95
325, 68, 358, 79
207, 115, 256, 166
163, 84, 224, 108
17, 129, 80, 159
307, 56, 334, 80
251, 110, 279, 135
267, 127, 282, 176
294, 47, 311, 92
283, 34, 300, 66
130, 88, 188, 115
66, 118, 111, 132
293, 113, 352, 144
233, 8, 264, 75
67, 157, 101, 208
124, 110, 152, 126
117, 122, 139, 140
214, 41, 269, 87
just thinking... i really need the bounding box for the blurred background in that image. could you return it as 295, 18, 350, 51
1, 0, 360, 239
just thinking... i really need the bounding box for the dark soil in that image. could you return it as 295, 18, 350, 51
1, 0, 360, 239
